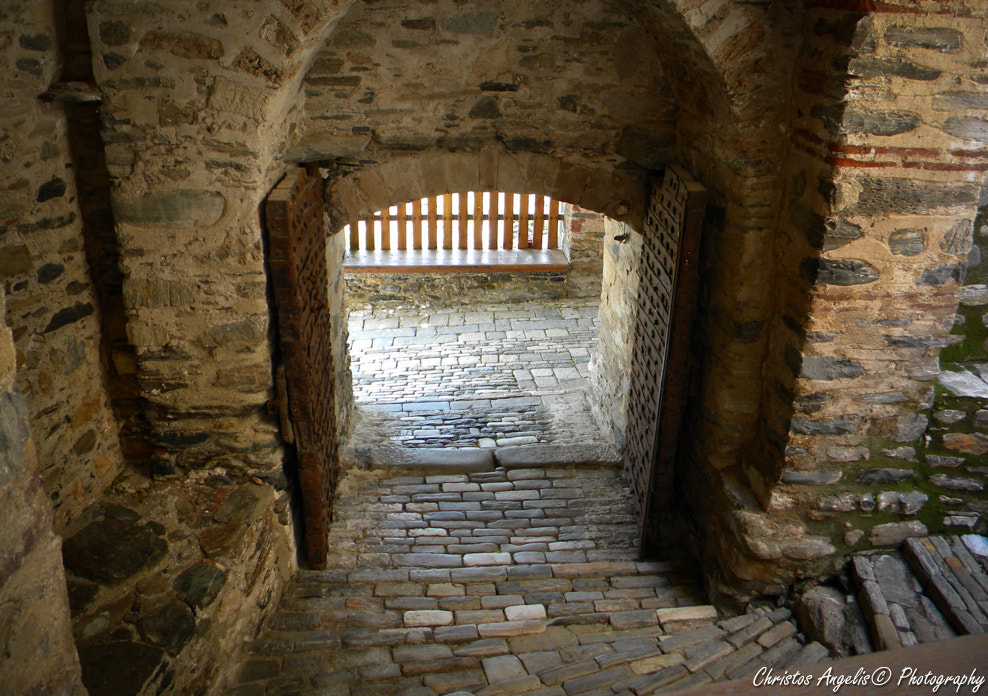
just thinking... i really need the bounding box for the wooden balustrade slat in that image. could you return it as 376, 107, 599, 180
519, 194, 530, 250
380, 208, 392, 250
346, 191, 567, 256
366, 219, 376, 251
454, 193, 467, 249
533, 195, 545, 249
548, 198, 560, 249
472, 191, 483, 250
413, 199, 424, 250
427, 198, 437, 250
397, 202, 408, 251
486, 192, 497, 250
442, 193, 453, 250
504, 192, 515, 250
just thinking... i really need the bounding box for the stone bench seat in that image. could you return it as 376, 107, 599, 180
344, 248, 568, 273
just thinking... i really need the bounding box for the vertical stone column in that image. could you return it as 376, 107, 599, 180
671, 0, 803, 484
562, 204, 606, 299
0, 286, 86, 696
83, 0, 347, 475
326, 226, 354, 440
589, 219, 642, 448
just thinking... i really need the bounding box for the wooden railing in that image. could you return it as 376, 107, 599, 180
345, 192, 563, 253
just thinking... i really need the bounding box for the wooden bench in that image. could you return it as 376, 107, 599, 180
344, 248, 568, 273
342, 192, 568, 274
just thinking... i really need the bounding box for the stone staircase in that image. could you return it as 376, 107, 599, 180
225, 464, 830, 696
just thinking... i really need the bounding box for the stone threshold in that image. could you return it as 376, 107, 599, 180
352, 444, 623, 474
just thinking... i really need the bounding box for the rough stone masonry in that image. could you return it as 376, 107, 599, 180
0, 0, 987, 694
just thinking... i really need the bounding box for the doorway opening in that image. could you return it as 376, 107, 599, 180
264, 164, 706, 565
339, 192, 625, 457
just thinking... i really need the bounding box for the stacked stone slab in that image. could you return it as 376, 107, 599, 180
60, 477, 294, 695
850, 535, 987, 655
903, 537, 988, 635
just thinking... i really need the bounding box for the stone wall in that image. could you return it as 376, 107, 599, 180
732, 3, 988, 596
0, 286, 86, 696
327, 227, 354, 441
563, 204, 607, 299
343, 203, 605, 309
589, 219, 642, 449
1, 0, 986, 629
293, 0, 676, 179
1, 0, 123, 531
61, 476, 294, 696
924, 196, 988, 529
344, 270, 572, 310
82, 0, 351, 476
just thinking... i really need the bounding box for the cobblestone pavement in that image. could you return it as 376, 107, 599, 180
347, 301, 607, 450
226, 466, 829, 696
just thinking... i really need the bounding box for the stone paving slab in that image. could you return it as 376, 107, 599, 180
347, 300, 607, 450
226, 467, 827, 695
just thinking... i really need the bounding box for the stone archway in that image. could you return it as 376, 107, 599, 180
313, 150, 709, 555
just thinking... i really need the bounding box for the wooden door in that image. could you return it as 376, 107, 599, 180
624, 165, 706, 554
264, 166, 340, 569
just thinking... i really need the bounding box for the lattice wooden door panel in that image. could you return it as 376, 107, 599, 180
624, 165, 706, 553
265, 166, 340, 569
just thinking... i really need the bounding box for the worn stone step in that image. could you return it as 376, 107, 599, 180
364, 447, 496, 473
903, 537, 985, 635
495, 445, 622, 469
224, 465, 813, 696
